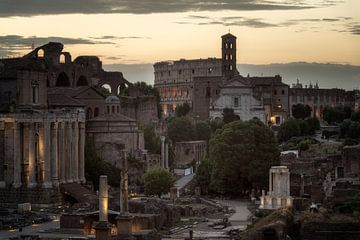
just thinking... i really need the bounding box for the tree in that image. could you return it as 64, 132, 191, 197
195, 121, 212, 142
292, 104, 311, 119
277, 118, 301, 142
144, 167, 175, 197
167, 117, 195, 143
195, 159, 213, 194
222, 108, 240, 124
323, 106, 350, 124
175, 102, 191, 117
144, 125, 160, 154
209, 118, 224, 133
351, 112, 360, 122
208, 119, 279, 195
306, 117, 320, 134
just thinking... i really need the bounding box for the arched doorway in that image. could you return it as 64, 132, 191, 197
86, 108, 93, 120
77, 76, 88, 86
56, 72, 70, 87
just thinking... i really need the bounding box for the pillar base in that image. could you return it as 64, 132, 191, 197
52, 180, 60, 188
42, 182, 53, 189
28, 182, 37, 188
80, 178, 86, 184
116, 213, 134, 240
13, 182, 21, 188
95, 221, 112, 240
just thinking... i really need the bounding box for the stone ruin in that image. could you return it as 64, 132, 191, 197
260, 166, 293, 209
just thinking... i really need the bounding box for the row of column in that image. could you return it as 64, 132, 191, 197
13, 121, 86, 188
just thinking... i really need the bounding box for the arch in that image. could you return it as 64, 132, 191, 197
56, 72, 70, 87
101, 84, 112, 94
86, 108, 92, 120
60, 54, 66, 64
37, 49, 44, 58
94, 107, 99, 117
112, 106, 115, 113
77, 75, 88, 86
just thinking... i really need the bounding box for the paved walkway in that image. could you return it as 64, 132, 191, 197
174, 173, 194, 191
217, 200, 251, 224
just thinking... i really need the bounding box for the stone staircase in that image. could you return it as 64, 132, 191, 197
60, 183, 97, 204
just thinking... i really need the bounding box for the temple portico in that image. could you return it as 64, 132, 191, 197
0, 110, 85, 189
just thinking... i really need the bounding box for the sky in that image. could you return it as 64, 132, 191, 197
0, 0, 359, 67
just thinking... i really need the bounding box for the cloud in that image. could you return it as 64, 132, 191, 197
90, 35, 151, 40
347, 24, 360, 35
0, 35, 115, 57
0, 0, 326, 17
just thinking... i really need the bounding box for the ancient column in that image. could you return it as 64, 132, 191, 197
78, 122, 86, 183
28, 123, 36, 188
66, 122, 73, 183
165, 143, 169, 169
13, 122, 22, 188
117, 151, 134, 239
99, 175, 109, 222
50, 122, 59, 187
43, 122, 52, 188
72, 122, 79, 183
160, 136, 165, 168
95, 175, 112, 240
58, 122, 66, 184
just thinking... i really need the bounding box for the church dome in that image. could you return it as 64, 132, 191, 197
105, 95, 120, 104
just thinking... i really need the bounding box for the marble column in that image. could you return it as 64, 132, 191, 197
72, 122, 79, 183
165, 143, 169, 169
96, 176, 112, 240
28, 123, 36, 188
43, 122, 52, 188
13, 122, 22, 188
50, 122, 59, 187
66, 122, 73, 183
78, 122, 86, 183
58, 122, 66, 184
120, 151, 129, 213
99, 175, 109, 222
160, 136, 165, 168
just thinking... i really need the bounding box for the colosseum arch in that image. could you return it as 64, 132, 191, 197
56, 72, 70, 87
59, 54, 66, 64
117, 82, 129, 95
77, 75, 89, 86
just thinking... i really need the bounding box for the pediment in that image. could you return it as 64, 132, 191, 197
73, 87, 105, 100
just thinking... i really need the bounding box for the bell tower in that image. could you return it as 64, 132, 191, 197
221, 33, 237, 80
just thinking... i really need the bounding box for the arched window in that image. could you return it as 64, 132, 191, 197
60, 54, 66, 64
77, 76, 88, 86
107, 106, 110, 114
37, 49, 44, 58
31, 80, 39, 104
101, 84, 112, 94
112, 106, 115, 113
94, 107, 99, 117
56, 72, 70, 87
86, 108, 92, 120
117, 106, 120, 113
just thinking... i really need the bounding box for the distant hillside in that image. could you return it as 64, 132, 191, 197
104, 62, 360, 90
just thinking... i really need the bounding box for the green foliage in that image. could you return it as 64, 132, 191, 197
85, 140, 120, 189
298, 139, 310, 151
351, 112, 360, 122
209, 118, 224, 133
144, 167, 175, 197
292, 104, 312, 119
323, 106, 353, 124
175, 102, 191, 117
133, 81, 162, 118
144, 125, 161, 154
306, 117, 320, 133
222, 108, 240, 124
208, 119, 280, 195
340, 119, 360, 139
298, 119, 311, 136
167, 117, 195, 143
195, 121, 212, 142
278, 118, 301, 142
195, 159, 213, 193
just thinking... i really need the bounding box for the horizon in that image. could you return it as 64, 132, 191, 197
1, 0, 359, 66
